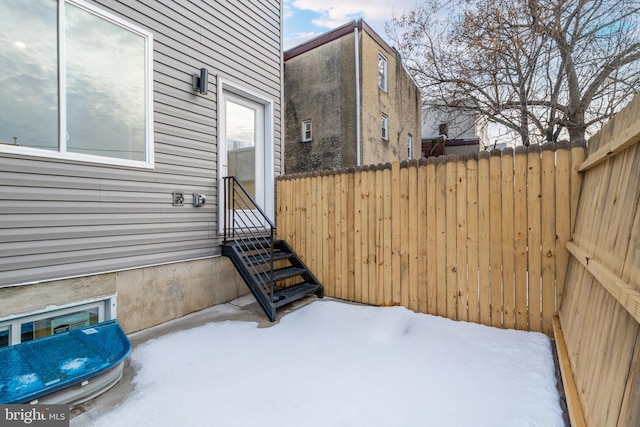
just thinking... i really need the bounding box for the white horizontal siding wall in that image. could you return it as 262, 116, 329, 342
0, 0, 283, 286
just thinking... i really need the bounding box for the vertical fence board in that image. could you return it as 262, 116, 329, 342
426, 158, 438, 315
466, 154, 480, 324
299, 177, 307, 271
400, 163, 411, 308
316, 175, 324, 286
417, 160, 429, 313
501, 149, 516, 330
359, 168, 370, 304
371, 167, 382, 305
541, 144, 557, 335
570, 143, 586, 235
527, 145, 543, 332
321, 173, 331, 291
436, 157, 448, 318
408, 162, 420, 312
489, 151, 503, 328
347, 172, 356, 301
335, 172, 344, 298
555, 143, 571, 314
391, 162, 402, 305
446, 156, 459, 319
354, 169, 363, 303
367, 167, 378, 305
327, 173, 336, 296
456, 156, 469, 321
305, 176, 315, 277
382, 165, 392, 305
477, 152, 492, 326
514, 147, 529, 330
618, 331, 640, 427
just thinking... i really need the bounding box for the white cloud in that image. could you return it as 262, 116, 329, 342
284, 31, 323, 50
291, 0, 415, 31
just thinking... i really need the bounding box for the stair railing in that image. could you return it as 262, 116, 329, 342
222, 176, 276, 302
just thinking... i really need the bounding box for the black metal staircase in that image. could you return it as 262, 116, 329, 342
221, 177, 323, 321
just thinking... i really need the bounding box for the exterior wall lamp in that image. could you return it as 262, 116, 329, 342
192, 68, 208, 95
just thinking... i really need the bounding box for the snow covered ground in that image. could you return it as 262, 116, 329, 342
79, 300, 565, 427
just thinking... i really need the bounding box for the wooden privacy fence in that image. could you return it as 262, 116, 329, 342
554, 95, 640, 427
276, 142, 585, 336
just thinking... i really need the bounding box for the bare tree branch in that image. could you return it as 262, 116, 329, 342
388, 0, 640, 145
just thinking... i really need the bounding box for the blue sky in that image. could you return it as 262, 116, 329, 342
282, 0, 418, 50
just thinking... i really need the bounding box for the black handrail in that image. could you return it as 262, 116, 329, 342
222, 176, 276, 302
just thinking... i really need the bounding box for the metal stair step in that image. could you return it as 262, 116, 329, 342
224, 238, 280, 251
243, 251, 294, 266
272, 282, 323, 308
257, 266, 306, 283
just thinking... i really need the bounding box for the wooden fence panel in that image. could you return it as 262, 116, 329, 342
557, 94, 640, 427
276, 142, 583, 336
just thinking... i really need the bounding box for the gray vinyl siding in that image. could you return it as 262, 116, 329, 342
0, 0, 283, 287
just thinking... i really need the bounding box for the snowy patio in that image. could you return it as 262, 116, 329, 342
72, 297, 565, 427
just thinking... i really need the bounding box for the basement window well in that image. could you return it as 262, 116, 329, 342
0, 297, 116, 348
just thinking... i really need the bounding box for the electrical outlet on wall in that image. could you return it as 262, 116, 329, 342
172, 191, 184, 206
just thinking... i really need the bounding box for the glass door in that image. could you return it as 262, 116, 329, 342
221, 91, 266, 230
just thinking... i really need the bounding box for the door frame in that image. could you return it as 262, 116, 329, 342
217, 77, 275, 234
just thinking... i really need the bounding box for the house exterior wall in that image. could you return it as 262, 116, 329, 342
284, 38, 345, 173
0, 0, 283, 332
422, 107, 489, 155
359, 31, 422, 165
283, 21, 421, 174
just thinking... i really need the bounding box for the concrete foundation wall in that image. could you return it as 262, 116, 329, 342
0, 257, 247, 334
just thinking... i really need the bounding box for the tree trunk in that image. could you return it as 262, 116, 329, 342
567, 110, 586, 144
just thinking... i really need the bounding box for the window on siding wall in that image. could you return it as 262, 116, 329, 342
408, 134, 413, 159
0, 0, 154, 168
382, 114, 389, 140
302, 120, 312, 142
378, 53, 387, 92
0, 297, 114, 348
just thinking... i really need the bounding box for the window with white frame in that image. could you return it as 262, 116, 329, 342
0, 0, 154, 168
302, 120, 312, 142
0, 326, 8, 348
0, 297, 114, 348
408, 134, 413, 159
378, 53, 387, 92
382, 114, 389, 140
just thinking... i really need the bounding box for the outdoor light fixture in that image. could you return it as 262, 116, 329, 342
192, 68, 208, 95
